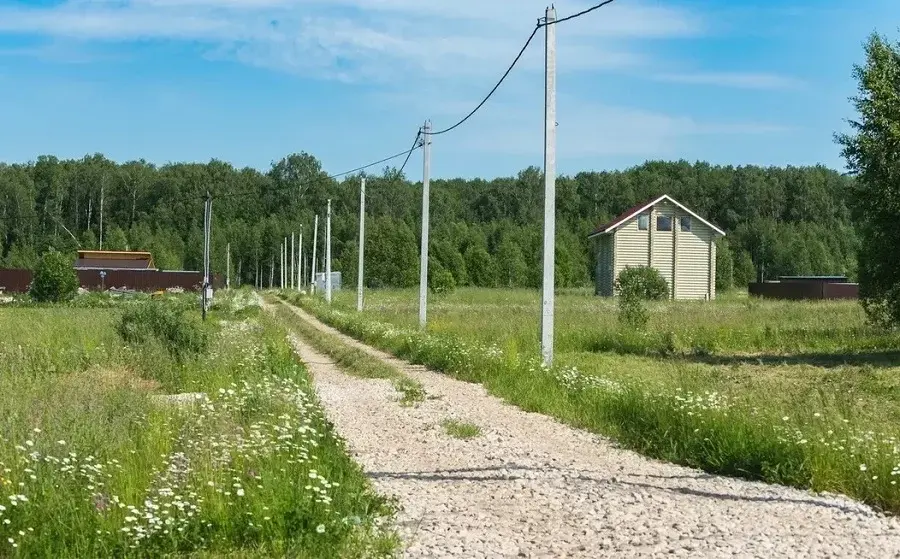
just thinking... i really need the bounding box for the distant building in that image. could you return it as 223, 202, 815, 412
74, 250, 157, 271
314, 272, 342, 293
588, 194, 726, 300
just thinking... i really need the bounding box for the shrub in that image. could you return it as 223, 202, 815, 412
618, 294, 650, 329
615, 266, 669, 301
118, 300, 210, 359
29, 249, 79, 303
429, 266, 456, 295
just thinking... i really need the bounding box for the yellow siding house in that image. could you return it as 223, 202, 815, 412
589, 195, 726, 300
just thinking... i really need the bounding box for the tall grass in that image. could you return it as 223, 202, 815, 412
288, 290, 900, 514
0, 291, 398, 557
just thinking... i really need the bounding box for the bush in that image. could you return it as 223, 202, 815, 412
618, 295, 650, 329
118, 300, 210, 359
429, 266, 456, 295
615, 266, 669, 301
29, 249, 79, 303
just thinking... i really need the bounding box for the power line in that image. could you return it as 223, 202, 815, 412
550, 0, 618, 25
431, 24, 541, 136
0, 3, 618, 224
215, 144, 421, 200
427, 0, 618, 138
398, 129, 423, 177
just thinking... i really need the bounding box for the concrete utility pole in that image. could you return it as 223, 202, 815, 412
539, 5, 557, 366
357, 176, 366, 312
99, 181, 104, 250
298, 226, 303, 291
418, 120, 432, 329
326, 199, 333, 304
226, 242, 231, 289
291, 232, 295, 290
311, 215, 319, 293
202, 194, 212, 321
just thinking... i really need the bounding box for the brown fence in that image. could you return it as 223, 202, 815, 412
0, 269, 32, 293
749, 281, 859, 300
0, 268, 223, 293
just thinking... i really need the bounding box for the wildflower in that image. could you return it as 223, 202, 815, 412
236, 488, 245, 497
782, 416, 789, 422
316, 524, 326, 534
860, 464, 868, 472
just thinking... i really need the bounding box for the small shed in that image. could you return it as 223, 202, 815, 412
74, 250, 157, 271
588, 194, 726, 300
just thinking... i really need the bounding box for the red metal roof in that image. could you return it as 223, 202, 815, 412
588, 197, 659, 237
587, 194, 726, 238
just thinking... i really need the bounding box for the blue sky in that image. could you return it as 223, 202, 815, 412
0, 0, 897, 179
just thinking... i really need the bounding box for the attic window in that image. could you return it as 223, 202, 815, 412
681, 216, 692, 232
637, 214, 649, 230
657, 215, 672, 231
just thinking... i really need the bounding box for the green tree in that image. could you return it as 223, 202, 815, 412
495, 238, 528, 288
30, 249, 79, 302
732, 249, 756, 289
80, 229, 97, 250
464, 245, 498, 287
836, 33, 900, 327
5, 242, 38, 269
716, 238, 734, 292
105, 226, 129, 251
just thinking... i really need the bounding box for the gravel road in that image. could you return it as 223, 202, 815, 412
278, 302, 900, 558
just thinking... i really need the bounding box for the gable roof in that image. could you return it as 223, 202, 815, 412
587, 194, 726, 238
75, 250, 156, 270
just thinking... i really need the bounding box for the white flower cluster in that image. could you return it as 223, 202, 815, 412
0, 318, 346, 554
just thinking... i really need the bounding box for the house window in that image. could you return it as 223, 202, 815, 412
657, 215, 672, 231
637, 214, 649, 230
680, 216, 692, 232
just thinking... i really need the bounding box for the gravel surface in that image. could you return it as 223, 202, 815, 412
277, 302, 900, 558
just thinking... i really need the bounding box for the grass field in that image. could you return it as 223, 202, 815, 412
0, 290, 397, 558
289, 287, 900, 514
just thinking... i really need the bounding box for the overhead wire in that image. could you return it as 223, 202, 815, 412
430, 24, 541, 136
0, 1, 619, 224
398, 129, 423, 177
426, 0, 618, 138
215, 142, 422, 200
551, 0, 618, 26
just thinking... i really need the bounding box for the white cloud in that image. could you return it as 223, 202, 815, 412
449, 97, 791, 159
652, 72, 804, 90
0, 0, 702, 79
0, 0, 796, 165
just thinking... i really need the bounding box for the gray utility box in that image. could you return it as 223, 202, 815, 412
314, 272, 342, 293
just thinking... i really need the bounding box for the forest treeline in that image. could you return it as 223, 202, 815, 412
0, 153, 857, 290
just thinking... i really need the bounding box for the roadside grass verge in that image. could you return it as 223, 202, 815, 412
331, 288, 900, 357
270, 298, 396, 380
0, 292, 399, 557
269, 296, 427, 405
441, 420, 482, 440
290, 292, 900, 515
